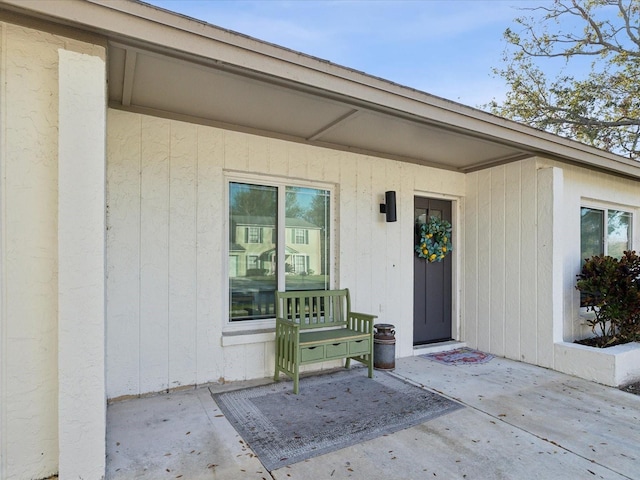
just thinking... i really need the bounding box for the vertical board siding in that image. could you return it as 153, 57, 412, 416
195, 126, 225, 385
520, 160, 538, 363
490, 166, 506, 356
106, 110, 466, 397
504, 162, 522, 359
476, 170, 492, 352
395, 163, 415, 354
463, 172, 479, 347
338, 154, 358, 289
354, 156, 373, 303
139, 116, 170, 393
168, 122, 198, 388
464, 159, 540, 363
106, 110, 141, 397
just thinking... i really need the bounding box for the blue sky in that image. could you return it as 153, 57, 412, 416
144, 0, 555, 108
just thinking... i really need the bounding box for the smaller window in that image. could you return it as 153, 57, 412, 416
580, 206, 633, 307
290, 254, 308, 274
581, 207, 632, 261
247, 255, 259, 270
246, 227, 262, 244
293, 228, 308, 245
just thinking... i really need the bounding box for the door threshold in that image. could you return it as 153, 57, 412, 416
413, 340, 466, 356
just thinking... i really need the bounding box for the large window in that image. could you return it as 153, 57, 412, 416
229, 182, 331, 322
581, 206, 632, 261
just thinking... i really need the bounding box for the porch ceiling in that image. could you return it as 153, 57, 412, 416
4, 0, 640, 177
107, 42, 527, 172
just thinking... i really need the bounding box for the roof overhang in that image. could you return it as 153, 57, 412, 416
3, 0, 640, 178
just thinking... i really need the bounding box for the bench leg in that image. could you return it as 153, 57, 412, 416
274, 345, 280, 381
345, 357, 351, 369
293, 365, 300, 394
368, 354, 373, 378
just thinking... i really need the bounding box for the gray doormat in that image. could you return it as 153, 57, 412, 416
211, 368, 462, 471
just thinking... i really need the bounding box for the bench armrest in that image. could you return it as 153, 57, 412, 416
348, 311, 377, 333
276, 317, 300, 334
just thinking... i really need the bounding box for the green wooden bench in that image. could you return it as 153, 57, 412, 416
274, 288, 376, 394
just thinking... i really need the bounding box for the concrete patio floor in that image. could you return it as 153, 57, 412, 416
106, 354, 640, 479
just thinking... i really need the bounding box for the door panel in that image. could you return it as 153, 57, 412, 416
413, 197, 453, 345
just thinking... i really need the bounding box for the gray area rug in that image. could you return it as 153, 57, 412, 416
211, 368, 462, 471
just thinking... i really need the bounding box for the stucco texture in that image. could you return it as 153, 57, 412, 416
1, 21, 105, 480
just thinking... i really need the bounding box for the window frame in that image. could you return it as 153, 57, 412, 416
580, 201, 634, 259
224, 173, 335, 331
579, 200, 636, 311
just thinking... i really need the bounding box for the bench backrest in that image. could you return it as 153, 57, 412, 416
275, 289, 351, 329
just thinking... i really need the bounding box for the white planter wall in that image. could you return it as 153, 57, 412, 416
555, 342, 640, 386
105, 109, 465, 399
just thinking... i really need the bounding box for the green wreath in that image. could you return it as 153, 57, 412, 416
415, 216, 452, 262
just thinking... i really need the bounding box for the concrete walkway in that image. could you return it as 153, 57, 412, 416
106, 355, 640, 479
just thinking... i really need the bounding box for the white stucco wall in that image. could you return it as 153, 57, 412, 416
541, 159, 640, 342
0, 20, 105, 480
105, 109, 465, 398
58, 48, 106, 480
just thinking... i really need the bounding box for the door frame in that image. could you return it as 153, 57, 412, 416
412, 191, 461, 345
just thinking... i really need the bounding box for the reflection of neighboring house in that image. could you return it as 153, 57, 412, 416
285, 218, 323, 275
230, 216, 322, 277
230, 216, 276, 277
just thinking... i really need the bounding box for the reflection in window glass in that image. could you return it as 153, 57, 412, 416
607, 210, 632, 258
580, 207, 632, 262
285, 187, 330, 292
229, 183, 277, 321
228, 182, 331, 321
580, 207, 604, 261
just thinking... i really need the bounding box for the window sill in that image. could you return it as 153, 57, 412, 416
221, 328, 276, 346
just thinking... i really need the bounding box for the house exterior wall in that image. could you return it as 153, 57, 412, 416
0, 19, 106, 480
105, 109, 465, 398
464, 160, 558, 367
464, 158, 640, 371
57, 49, 107, 480
539, 159, 640, 342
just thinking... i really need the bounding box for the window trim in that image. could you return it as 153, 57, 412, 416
580, 200, 634, 258
579, 199, 637, 313
224, 172, 335, 332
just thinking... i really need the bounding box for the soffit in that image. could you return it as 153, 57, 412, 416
108, 43, 526, 171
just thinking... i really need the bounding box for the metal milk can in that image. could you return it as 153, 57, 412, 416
373, 323, 396, 370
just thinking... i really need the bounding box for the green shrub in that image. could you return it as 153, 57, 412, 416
576, 251, 640, 346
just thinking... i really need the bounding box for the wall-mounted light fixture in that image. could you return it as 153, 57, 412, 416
379, 191, 397, 222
